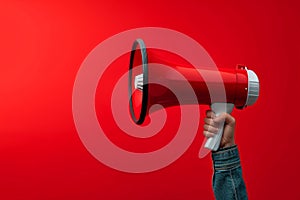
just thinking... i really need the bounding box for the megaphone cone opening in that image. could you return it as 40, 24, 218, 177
128, 39, 148, 125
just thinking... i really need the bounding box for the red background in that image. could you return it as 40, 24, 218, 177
1, 0, 299, 199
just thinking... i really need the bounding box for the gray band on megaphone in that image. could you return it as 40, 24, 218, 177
245, 69, 259, 106
128, 39, 148, 124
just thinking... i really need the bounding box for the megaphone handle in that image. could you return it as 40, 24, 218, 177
204, 103, 234, 151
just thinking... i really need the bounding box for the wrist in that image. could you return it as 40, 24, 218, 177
222, 141, 235, 148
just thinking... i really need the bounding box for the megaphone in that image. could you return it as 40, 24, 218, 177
128, 39, 260, 151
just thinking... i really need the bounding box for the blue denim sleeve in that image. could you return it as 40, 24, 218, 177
212, 145, 248, 200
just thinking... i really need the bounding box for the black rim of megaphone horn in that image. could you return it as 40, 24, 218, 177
128, 39, 148, 125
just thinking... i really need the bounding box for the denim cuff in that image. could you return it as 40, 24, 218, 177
212, 145, 241, 171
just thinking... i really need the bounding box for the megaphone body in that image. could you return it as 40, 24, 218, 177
128, 39, 259, 151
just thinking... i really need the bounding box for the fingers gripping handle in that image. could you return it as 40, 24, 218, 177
204, 103, 234, 151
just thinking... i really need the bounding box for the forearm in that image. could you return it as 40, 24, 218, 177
212, 145, 248, 200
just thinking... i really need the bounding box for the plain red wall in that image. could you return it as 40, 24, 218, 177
0, 0, 299, 199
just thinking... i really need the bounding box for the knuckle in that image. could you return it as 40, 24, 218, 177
231, 117, 236, 124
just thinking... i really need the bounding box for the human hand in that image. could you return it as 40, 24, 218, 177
203, 110, 236, 149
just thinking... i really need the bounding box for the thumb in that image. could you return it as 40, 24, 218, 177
213, 113, 235, 126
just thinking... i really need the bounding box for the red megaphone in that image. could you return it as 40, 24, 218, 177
128, 39, 259, 150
